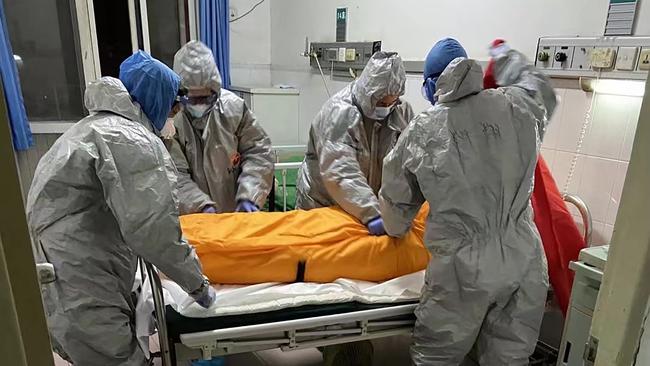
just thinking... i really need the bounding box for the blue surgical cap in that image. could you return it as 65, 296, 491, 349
424, 38, 467, 80
119, 51, 180, 131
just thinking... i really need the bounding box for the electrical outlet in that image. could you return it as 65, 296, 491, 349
591, 47, 617, 69
345, 48, 356, 62
229, 7, 237, 19
638, 49, 650, 71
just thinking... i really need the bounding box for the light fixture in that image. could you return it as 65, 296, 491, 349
579, 77, 646, 97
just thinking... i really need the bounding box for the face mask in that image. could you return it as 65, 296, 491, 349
371, 106, 394, 120
422, 77, 438, 105
186, 104, 211, 119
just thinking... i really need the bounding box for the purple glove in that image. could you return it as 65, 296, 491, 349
194, 287, 217, 308
367, 217, 386, 236
190, 282, 217, 309
235, 200, 259, 213
202, 205, 217, 214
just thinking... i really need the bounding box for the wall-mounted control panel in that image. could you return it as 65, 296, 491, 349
309, 41, 382, 72
536, 37, 650, 80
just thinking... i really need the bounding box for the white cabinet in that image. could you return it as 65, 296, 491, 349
230, 86, 300, 146
557, 246, 609, 366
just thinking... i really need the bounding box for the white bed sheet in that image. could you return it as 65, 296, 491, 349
135, 271, 424, 356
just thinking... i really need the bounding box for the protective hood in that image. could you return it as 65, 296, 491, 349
424, 38, 467, 80
119, 51, 180, 131
352, 52, 406, 117
493, 50, 558, 116
174, 41, 223, 95
436, 58, 484, 103
84, 77, 152, 129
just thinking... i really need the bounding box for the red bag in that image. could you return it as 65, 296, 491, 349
531, 157, 586, 315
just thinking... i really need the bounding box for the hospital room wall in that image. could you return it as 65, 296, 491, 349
230, 0, 272, 86
242, 0, 650, 246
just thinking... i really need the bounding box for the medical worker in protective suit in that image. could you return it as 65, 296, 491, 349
296, 51, 414, 236
26, 51, 216, 366
167, 41, 274, 214
380, 38, 557, 365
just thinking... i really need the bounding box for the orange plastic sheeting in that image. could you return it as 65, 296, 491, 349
180, 206, 431, 285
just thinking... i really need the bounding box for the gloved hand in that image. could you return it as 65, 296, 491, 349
367, 217, 386, 236
235, 200, 259, 213
202, 205, 217, 214
190, 280, 217, 309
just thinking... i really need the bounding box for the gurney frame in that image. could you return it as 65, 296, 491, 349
144, 261, 417, 365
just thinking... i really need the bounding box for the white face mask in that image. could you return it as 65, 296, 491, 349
186, 104, 211, 119
371, 106, 394, 120
160, 118, 176, 139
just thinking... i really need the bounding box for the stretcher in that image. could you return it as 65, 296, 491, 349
143, 261, 421, 366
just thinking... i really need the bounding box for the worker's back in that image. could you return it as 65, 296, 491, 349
398, 55, 555, 282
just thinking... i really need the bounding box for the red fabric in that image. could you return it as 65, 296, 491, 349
531, 157, 586, 315
483, 39, 506, 89
483, 59, 498, 89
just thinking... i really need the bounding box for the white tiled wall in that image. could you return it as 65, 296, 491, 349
541, 88, 642, 246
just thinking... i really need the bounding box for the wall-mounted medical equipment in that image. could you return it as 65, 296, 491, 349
536, 36, 650, 80
308, 41, 382, 73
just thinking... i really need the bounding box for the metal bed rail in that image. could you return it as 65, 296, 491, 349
141, 259, 173, 366
269, 145, 306, 212
563, 193, 593, 246
273, 162, 303, 211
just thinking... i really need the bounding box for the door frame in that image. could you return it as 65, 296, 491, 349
590, 77, 650, 365
0, 84, 54, 364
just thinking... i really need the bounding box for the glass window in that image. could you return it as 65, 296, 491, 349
147, 0, 182, 68
4, 0, 85, 121
93, 0, 133, 77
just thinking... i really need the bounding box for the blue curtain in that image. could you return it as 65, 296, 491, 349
0, 0, 31, 151
199, 0, 231, 89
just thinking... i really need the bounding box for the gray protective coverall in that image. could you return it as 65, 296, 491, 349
380, 51, 557, 365
26, 77, 206, 366
168, 41, 274, 214
296, 52, 414, 224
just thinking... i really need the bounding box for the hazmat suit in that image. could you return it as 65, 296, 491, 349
26, 52, 209, 365
380, 49, 557, 365
296, 51, 415, 225
167, 41, 274, 214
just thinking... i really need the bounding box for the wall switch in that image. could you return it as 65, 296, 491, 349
572, 47, 593, 70
338, 48, 347, 62
616, 47, 639, 71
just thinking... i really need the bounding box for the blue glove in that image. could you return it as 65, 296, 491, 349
367, 217, 386, 236
202, 205, 217, 214
236, 200, 259, 213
